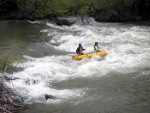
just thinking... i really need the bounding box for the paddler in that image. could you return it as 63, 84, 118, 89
76, 44, 85, 55
94, 42, 100, 53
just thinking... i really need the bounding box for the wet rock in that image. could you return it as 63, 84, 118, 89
52, 18, 75, 26
45, 94, 56, 100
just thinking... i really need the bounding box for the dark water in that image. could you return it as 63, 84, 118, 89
0, 20, 150, 113
0, 20, 55, 57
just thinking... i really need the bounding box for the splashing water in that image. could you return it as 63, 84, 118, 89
1, 19, 150, 113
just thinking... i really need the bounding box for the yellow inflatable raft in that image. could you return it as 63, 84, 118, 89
68, 51, 107, 60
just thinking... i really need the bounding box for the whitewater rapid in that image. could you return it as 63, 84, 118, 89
4, 19, 150, 107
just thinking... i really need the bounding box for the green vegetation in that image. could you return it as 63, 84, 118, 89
0, 0, 150, 21
0, 54, 25, 73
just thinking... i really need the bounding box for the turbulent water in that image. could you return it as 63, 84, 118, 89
0, 19, 150, 113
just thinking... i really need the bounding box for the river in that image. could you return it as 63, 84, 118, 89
0, 18, 150, 113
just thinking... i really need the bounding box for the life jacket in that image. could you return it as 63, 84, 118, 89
94, 45, 99, 51
79, 47, 83, 52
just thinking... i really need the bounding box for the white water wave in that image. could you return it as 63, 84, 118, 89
7, 20, 150, 104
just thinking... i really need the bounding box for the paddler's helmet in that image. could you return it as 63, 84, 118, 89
95, 42, 98, 44
79, 44, 82, 46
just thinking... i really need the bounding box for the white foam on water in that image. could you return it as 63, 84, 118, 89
6, 20, 150, 104
8, 55, 88, 104
27, 20, 41, 24
46, 22, 66, 30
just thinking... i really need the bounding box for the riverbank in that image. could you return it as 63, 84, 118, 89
0, 0, 149, 24
1, 14, 149, 27
0, 80, 28, 113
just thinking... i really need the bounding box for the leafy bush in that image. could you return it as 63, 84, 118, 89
0, 54, 25, 73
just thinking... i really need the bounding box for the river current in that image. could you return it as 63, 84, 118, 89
0, 18, 150, 113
